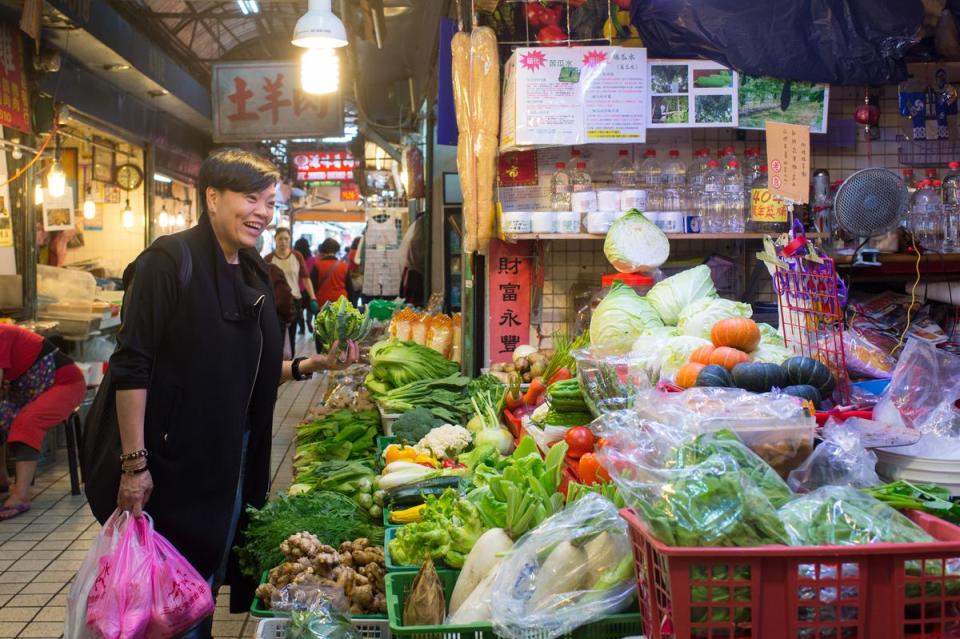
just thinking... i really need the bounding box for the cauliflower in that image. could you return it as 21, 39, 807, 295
414, 424, 472, 459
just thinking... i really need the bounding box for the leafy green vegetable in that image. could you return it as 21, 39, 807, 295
366, 340, 460, 391
294, 410, 379, 470
779, 486, 934, 546
589, 282, 663, 354
388, 488, 485, 568
236, 492, 383, 578
646, 265, 717, 326
313, 296, 371, 352
603, 209, 670, 274
376, 374, 473, 423
865, 481, 960, 524
677, 297, 752, 340
391, 407, 444, 445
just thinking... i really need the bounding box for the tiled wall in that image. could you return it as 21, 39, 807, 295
533, 84, 915, 342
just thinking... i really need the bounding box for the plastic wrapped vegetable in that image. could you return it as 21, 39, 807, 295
779, 486, 934, 546
787, 419, 880, 493
575, 349, 651, 417
273, 585, 360, 639
490, 494, 636, 639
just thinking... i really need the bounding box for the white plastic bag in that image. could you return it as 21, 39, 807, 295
787, 419, 881, 493
65, 511, 125, 639
490, 494, 635, 639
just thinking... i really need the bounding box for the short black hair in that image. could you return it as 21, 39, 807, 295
199, 149, 280, 215
275, 227, 292, 238
320, 238, 340, 254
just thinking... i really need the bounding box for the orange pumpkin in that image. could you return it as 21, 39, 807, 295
690, 344, 716, 365
675, 362, 706, 388
708, 346, 751, 370
711, 318, 761, 352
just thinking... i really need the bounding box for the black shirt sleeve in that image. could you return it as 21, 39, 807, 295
109, 249, 179, 390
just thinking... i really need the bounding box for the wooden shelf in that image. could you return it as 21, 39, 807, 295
505, 232, 827, 241
833, 251, 960, 275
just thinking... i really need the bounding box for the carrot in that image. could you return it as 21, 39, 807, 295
523, 376, 547, 406
547, 367, 572, 386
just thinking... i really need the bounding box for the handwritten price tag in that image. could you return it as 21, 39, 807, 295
765, 121, 810, 203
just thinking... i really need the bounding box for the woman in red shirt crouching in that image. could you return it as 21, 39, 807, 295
0, 325, 85, 519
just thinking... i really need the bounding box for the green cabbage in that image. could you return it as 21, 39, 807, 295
630, 333, 674, 382
677, 297, 753, 340
640, 326, 680, 338
647, 265, 717, 325
658, 336, 712, 383
603, 209, 670, 273
590, 281, 663, 354
757, 323, 784, 346
751, 343, 793, 365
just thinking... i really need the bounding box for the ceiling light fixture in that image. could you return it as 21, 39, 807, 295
34, 183, 43, 206
292, 0, 348, 49
153, 173, 173, 184
122, 199, 134, 228
47, 134, 66, 198
237, 0, 259, 15
103, 63, 130, 72
83, 187, 96, 220
158, 204, 169, 229
175, 212, 185, 227
301, 47, 339, 95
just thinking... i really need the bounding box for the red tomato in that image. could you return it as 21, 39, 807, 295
524, 3, 548, 27
536, 25, 568, 46
564, 426, 595, 459
540, 3, 561, 26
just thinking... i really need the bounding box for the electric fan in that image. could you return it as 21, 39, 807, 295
833, 168, 910, 266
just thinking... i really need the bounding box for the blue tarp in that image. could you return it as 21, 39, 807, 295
631, 0, 925, 85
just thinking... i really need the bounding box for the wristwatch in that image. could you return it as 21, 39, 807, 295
292, 357, 313, 381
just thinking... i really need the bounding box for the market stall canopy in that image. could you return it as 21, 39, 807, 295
630, 0, 924, 85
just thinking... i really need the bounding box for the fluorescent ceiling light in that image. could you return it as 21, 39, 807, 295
237, 0, 258, 15
153, 173, 173, 183
292, 0, 348, 48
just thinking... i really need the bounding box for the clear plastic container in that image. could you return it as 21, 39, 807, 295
941, 161, 960, 252
909, 179, 943, 251
699, 159, 724, 232
722, 159, 746, 232
638, 149, 662, 189
550, 161, 572, 212
746, 165, 790, 233
611, 149, 637, 188
902, 168, 916, 192
570, 161, 597, 214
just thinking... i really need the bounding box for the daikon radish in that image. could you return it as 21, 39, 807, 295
447, 559, 502, 625
583, 532, 621, 587
449, 528, 513, 615
529, 541, 588, 608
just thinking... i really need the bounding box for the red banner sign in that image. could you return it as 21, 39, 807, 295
498, 150, 538, 187
0, 24, 31, 134
489, 239, 533, 364
293, 151, 356, 182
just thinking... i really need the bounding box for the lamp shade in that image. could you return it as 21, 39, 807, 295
292, 0, 347, 48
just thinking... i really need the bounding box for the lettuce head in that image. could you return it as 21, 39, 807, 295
647, 265, 717, 325
677, 297, 753, 340
590, 281, 663, 354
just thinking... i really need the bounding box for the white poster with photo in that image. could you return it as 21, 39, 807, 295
501, 46, 647, 151
648, 59, 738, 128
42, 186, 75, 231
362, 208, 405, 298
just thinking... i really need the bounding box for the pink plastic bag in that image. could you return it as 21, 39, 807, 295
86, 515, 154, 639
65, 510, 126, 639
145, 530, 215, 639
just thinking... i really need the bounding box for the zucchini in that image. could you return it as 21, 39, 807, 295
386, 476, 463, 508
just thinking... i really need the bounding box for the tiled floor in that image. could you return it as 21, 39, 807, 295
0, 335, 323, 638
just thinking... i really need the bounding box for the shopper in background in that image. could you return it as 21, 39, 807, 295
83, 149, 359, 637
399, 212, 425, 305
266, 227, 319, 355
311, 238, 351, 352
0, 325, 86, 520
294, 237, 316, 333
346, 236, 364, 306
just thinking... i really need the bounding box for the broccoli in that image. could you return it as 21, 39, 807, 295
392, 407, 444, 445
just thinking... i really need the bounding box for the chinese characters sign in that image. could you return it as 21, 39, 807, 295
293, 151, 356, 182
212, 62, 342, 142
488, 239, 532, 364
0, 24, 30, 134
765, 121, 810, 203
501, 46, 646, 152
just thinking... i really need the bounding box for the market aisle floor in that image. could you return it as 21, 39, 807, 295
0, 334, 321, 639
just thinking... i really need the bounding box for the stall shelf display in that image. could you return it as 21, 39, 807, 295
622, 507, 960, 639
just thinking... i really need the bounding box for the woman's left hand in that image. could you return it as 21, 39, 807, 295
304, 340, 360, 374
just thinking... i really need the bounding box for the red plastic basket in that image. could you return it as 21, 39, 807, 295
621, 508, 960, 639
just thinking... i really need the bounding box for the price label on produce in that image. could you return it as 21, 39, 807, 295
765, 121, 810, 203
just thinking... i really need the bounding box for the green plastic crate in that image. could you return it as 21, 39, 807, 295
385, 569, 643, 639
384, 526, 418, 572
376, 435, 397, 471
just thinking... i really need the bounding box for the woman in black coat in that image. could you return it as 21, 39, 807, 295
84, 149, 358, 638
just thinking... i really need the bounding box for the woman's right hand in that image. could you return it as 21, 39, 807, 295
117, 470, 153, 517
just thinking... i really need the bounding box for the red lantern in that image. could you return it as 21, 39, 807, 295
854, 92, 880, 134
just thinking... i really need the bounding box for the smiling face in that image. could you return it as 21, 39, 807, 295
206, 184, 276, 262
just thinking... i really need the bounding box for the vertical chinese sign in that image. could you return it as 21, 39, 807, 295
212, 62, 343, 142
765, 121, 810, 203
0, 23, 31, 134
488, 239, 533, 364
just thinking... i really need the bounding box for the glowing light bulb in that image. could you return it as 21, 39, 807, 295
301, 47, 339, 95
122, 200, 134, 228
34, 183, 43, 206
83, 196, 95, 220
175, 212, 185, 227
47, 160, 66, 197
158, 209, 169, 228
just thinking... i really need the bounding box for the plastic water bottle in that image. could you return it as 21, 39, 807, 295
639, 149, 662, 189
720, 146, 737, 167
686, 149, 706, 188
550, 161, 572, 212
925, 167, 939, 182
743, 148, 762, 188
661, 150, 686, 211
699, 160, 724, 232
909, 180, 942, 251
941, 161, 960, 252
746, 165, 790, 233
722, 160, 746, 232
902, 168, 916, 192
570, 162, 596, 213
611, 149, 638, 188
568, 148, 583, 172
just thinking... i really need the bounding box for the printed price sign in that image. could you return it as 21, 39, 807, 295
765, 121, 810, 203
488, 239, 533, 364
